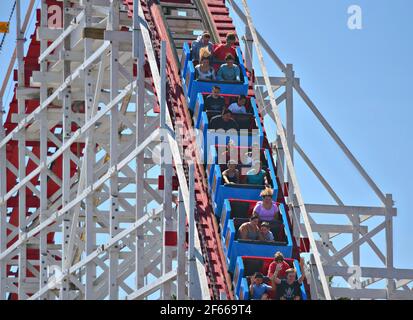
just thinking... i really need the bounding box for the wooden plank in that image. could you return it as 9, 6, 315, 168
166, 15, 202, 21
164, 8, 201, 18
160, 2, 197, 9
83, 27, 105, 40
164, 19, 204, 29
169, 33, 198, 40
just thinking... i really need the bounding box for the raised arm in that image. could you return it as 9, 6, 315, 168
249, 275, 255, 296
271, 264, 282, 285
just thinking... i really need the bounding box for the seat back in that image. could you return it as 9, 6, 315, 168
215, 145, 267, 165
244, 256, 295, 276
202, 93, 253, 113
230, 201, 253, 219
268, 220, 287, 242
243, 258, 264, 277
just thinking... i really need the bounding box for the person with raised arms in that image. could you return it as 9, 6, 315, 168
272, 258, 306, 300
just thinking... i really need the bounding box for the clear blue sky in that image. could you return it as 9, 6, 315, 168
231, 0, 413, 269
0, 0, 411, 273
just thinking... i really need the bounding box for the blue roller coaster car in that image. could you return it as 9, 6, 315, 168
181, 42, 249, 112
221, 201, 293, 273
199, 108, 264, 166
233, 256, 307, 300
193, 93, 262, 130
206, 145, 269, 195
209, 148, 278, 216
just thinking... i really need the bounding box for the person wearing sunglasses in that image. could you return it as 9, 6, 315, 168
191, 31, 214, 63
252, 188, 280, 222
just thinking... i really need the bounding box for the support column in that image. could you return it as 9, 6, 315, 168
285, 64, 300, 243
60, 0, 73, 300
285, 64, 295, 199
16, 0, 28, 300
385, 194, 395, 298
0, 66, 7, 302
243, 25, 253, 71
188, 164, 196, 299
133, 0, 146, 291
38, 0, 49, 300
176, 187, 186, 300
352, 213, 361, 265
108, 0, 120, 300
84, 0, 96, 300
275, 136, 285, 182
0, 1, 9, 297
350, 212, 361, 299
159, 41, 174, 300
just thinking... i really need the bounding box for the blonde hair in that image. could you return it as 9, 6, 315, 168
199, 47, 211, 60
260, 188, 274, 197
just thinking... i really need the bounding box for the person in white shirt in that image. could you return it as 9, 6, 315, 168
228, 95, 248, 114
195, 55, 216, 81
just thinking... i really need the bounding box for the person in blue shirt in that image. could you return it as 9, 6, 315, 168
217, 54, 241, 82
249, 272, 273, 300
246, 160, 269, 186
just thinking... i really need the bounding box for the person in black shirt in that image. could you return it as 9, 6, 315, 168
209, 109, 239, 131
272, 257, 306, 300
205, 86, 226, 112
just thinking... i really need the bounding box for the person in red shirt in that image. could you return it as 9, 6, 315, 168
267, 252, 291, 279
213, 32, 237, 64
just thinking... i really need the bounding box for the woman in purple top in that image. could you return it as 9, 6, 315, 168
253, 188, 280, 222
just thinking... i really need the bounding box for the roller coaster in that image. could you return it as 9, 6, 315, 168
0, 0, 412, 300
